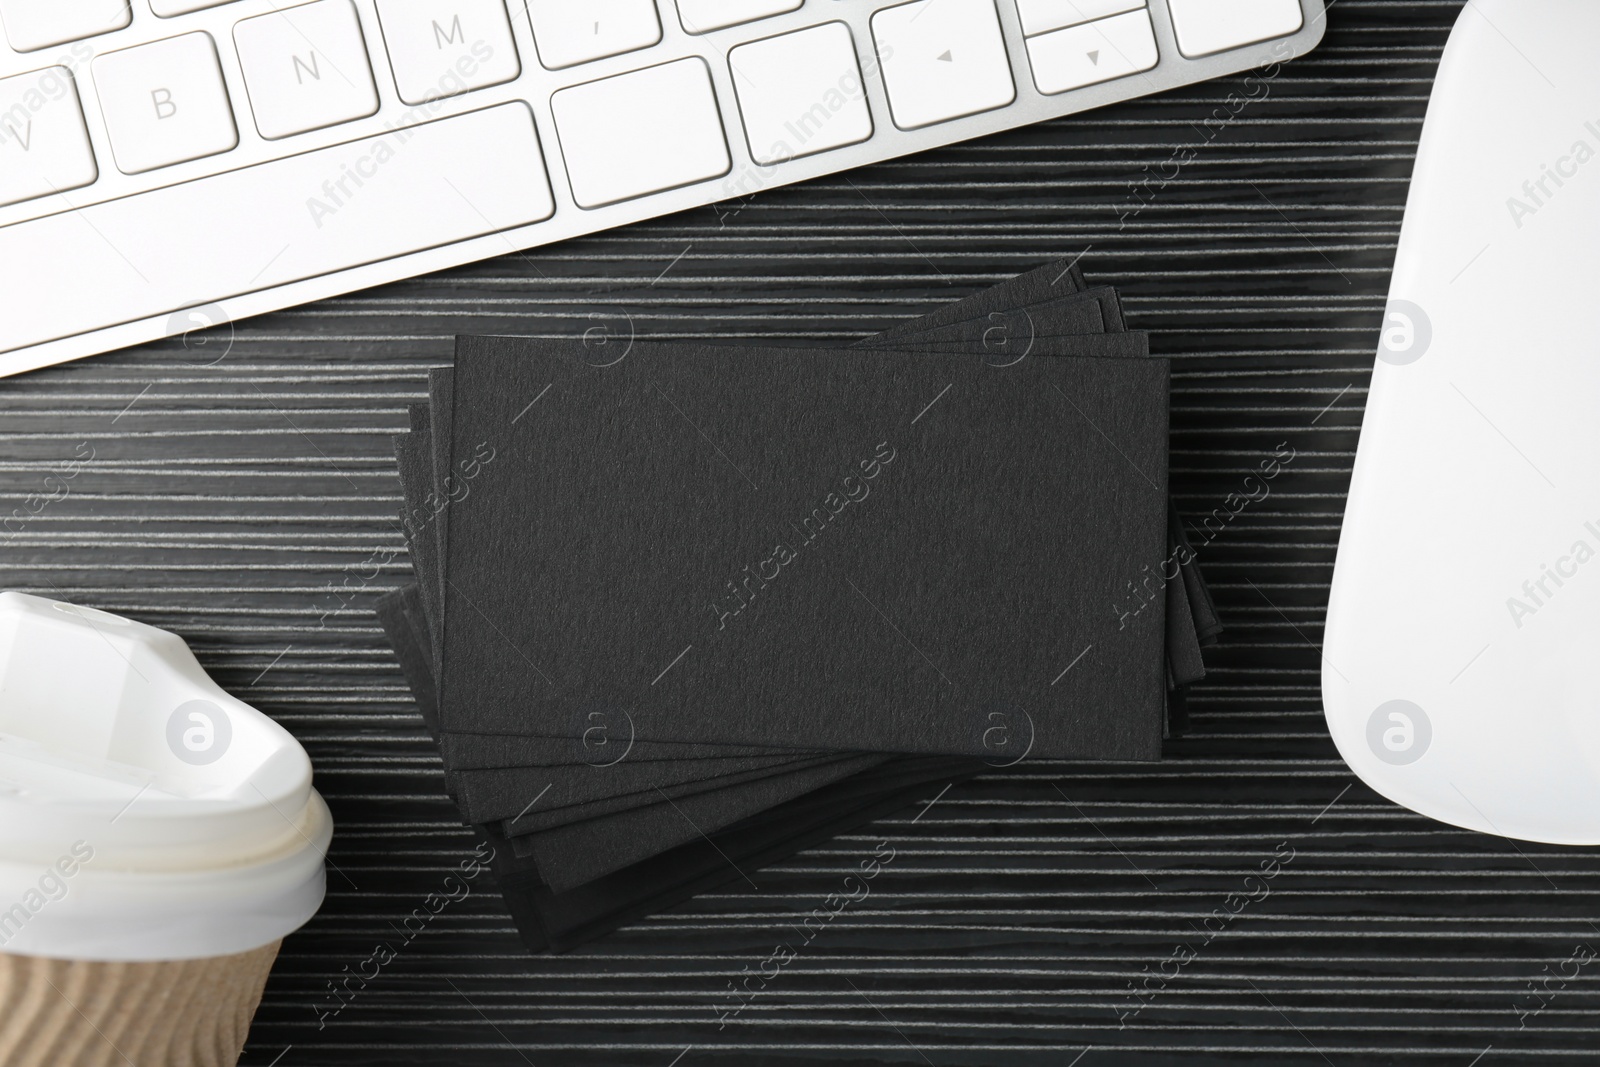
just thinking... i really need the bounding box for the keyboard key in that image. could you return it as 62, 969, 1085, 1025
376, 0, 521, 105
552, 56, 729, 208
235, 0, 381, 140
730, 22, 871, 166
1014, 0, 1143, 37
93, 33, 238, 175
1026, 8, 1157, 95
676, 0, 803, 35
872, 0, 1014, 131
1166, 0, 1303, 58
0, 67, 98, 208
0, 0, 130, 53
525, 0, 662, 70
151, 0, 239, 14
0, 102, 553, 356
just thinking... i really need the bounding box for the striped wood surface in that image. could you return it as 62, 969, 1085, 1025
7, 2, 1595, 1063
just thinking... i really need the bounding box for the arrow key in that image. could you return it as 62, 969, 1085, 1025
1026, 8, 1158, 95
872, 0, 1015, 130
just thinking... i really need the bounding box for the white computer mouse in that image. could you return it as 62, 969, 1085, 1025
1325, 0, 1600, 843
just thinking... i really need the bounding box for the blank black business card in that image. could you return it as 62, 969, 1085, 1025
440, 332, 1169, 760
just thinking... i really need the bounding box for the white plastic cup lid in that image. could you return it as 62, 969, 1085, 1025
0, 592, 329, 961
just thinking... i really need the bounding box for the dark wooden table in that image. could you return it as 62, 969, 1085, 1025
9, 2, 1594, 1062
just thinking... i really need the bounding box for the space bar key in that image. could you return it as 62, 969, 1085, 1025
0, 102, 554, 356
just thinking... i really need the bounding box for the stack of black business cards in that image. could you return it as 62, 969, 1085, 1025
377, 260, 1219, 952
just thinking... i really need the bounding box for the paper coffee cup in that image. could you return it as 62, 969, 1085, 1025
0, 593, 330, 1067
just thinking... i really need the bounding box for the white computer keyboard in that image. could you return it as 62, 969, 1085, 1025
0, 0, 1326, 376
